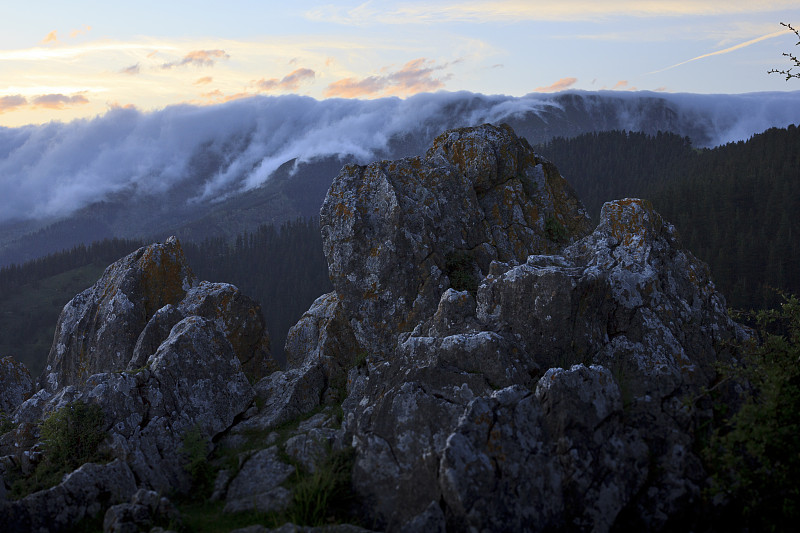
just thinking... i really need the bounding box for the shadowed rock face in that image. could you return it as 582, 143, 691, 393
0, 357, 33, 413
0, 237, 275, 529
315, 125, 747, 531
320, 123, 592, 358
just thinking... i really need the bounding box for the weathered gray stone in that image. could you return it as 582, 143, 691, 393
316, 125, 747, 531
39, 237, 277, 394
178, 280, 275, 379
102, 316, 255, 492
0, 356, 33, 415
285, 292, 362, 371
438, 366, 649, 532
283, 291, 363, 406
222, 447, 294, 514
0, 459, 137, 533
40, 237, 196, 393
321, 123, 591, 358
237, 365, 326, 434
4, 315, 255, 495
103, 488, 181, 533
401, 500, 446, 533
284, 425, 338, 474
128, 304, 183, 371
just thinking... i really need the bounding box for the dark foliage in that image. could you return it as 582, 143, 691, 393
536, 125, 800, 310
704, 294, 800, 530
183, 218, 331, 364
444, 251, 479, 295
9, 401, 107, 498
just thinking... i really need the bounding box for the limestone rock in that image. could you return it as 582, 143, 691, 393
0, 459, 136, 533
285, 291, 362, 371
321, 123, 591, 357
315, 125, 746, 530
40, 237, 195, 393
40, 237, 276, 394
222, 447, 294, 514
178, 281, 275, 379
103, 488, 181, 533
439, 366, 649, 532
3, 315, 255, 498
0, 356, 33, 414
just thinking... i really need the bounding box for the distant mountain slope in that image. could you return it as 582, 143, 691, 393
2, 90, 800, 266
536, 125, 800, 309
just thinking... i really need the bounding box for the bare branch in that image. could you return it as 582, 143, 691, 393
769, 22, 800, 80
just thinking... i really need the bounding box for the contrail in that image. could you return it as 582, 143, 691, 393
649, 28, 791, 74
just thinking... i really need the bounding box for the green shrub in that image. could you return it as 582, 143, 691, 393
39, 401, 107, 469
445, 251, 478, 295
706, 293, 800, 528
180, 424, 216, 499
10, 400, 107, 498
285, 446, 356, 526
545, 214, 569, 243
0, 410, 14, 435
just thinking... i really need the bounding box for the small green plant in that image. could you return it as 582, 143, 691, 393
40, 401, 107, 469
445, 251, 478, 295
0, 410, 15, 435
545, 214, 569, 243
10, 400, 107, 498
353, 350, 368, 369
180, 424, 215, 499
705, 293, 800, 528
285, 446, 356, 526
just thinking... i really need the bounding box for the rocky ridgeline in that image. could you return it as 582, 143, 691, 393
0, 124, 746, 532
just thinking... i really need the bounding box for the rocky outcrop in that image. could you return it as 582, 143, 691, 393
40, 237, 275, 393
103, 488, 182, 533
1, 238, 274, 530
0, 459, 137, 533
0, 357, 33, 414
313, 124, 745, 531
320, 123, 592, 357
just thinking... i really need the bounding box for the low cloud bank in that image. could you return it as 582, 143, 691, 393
0, 90, 798, 223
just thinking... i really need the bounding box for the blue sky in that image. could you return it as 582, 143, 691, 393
1, 1, 799, 126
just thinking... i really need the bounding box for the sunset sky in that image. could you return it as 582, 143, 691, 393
2, 1, 799, 127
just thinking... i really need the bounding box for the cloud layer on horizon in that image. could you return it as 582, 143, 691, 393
1, 90, 799, 225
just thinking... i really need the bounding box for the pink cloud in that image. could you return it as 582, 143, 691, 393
255, 68, 315, 92
194, 76, 214, 85
31, 93, 89, 109
534, 77, 578, 92
162, 50, 230, 69
324, 58, 451, 98
197, 89, 252, 104
0, 95, 28, 113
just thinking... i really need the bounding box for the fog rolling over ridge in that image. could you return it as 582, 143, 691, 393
0, 89, 799, 265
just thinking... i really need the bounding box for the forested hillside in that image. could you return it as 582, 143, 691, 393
536, 125, 800, 310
